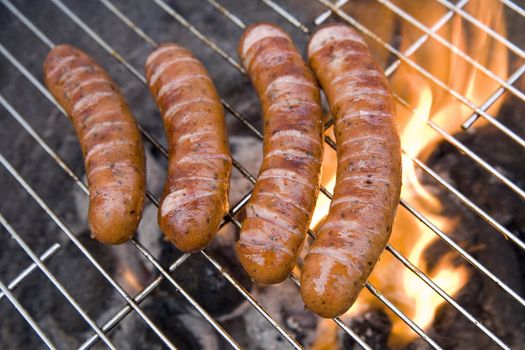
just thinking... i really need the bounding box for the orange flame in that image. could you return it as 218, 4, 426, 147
309, 0, 508, 348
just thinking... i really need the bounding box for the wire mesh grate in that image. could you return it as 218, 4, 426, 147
0, 0, 524, 349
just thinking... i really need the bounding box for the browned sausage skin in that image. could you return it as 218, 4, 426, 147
145, 43, 232, 252
237, 23, 324, 284
43, 45, 146, 245
301, 24, 402, 318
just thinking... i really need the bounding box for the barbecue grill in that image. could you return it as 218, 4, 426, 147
0, 0, 524, 349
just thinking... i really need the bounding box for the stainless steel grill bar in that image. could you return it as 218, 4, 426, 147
1, 0, 55, 48
151, 0, 244, 72
365, 282, 443, 349
0, 7, 301, 349
130, 242, 241, 349
408, 152, 525, 268
288, 274, 374, 350
401, 111, 524, 204
206, 0, 247, 29
108, 1, 515, 278
305, 0, 524, 113
154, 0, 265, 74
0, 258, 57, 350
77, 253, 191, 350
384, 244, 511, 349
1, 0, 522, 348
0, 60, 237, 350
436, 0, 525, 59
317, 0, 525, 149
499, 0, 525, 17
201, 2, 519, 346
207, 0, 525, 264
314, 0, 348, 26
36, 3, 303, 347
0, 243, 61, 301
325, 1, 524, 202
104, 0, 519, 347
317, 127, 525, 309
3, 0, 168, 157
462, 62, 525, 129
0, 5, 364, 348
316, 0, 525, 199
0, 153, 179, 350
0, 207, 116, 349
0, 81, 182, 347
383, 0, 469, 77
82, 194, 303, 349
330, 317, 373, 350
377, 0, 525, 105
4, 89, 299, 349
45, 0, 143, 82
259, 0, 310, 33
96, 0, 157, 47
206, 0, 525, 216
84, 3, 355, 344
0, 1, 504, 348
399, 198, 525, 310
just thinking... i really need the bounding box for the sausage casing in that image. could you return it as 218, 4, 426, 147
145, 43, 232, 252
301, 24, 402, 318
44, 45, 146, 244
237, 23, 324, 284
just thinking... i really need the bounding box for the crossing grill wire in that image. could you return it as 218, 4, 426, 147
0, 0, 524, 349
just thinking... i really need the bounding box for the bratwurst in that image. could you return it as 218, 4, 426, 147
301, 24, 402, 318
145, 43, 232, 252
44, 44, 146, 244
237, 23, 324, 284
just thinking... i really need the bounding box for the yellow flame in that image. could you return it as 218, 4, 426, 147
310, 127, 338, 230
309, 0, 508, 348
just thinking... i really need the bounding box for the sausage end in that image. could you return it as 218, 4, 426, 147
88, 192, 143, 244
159, 200, 224, 252
236, 242, 294, 284
300, 253, 362, 318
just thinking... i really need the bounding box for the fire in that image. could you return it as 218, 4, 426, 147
309, 0, 508, 348
310, 126, 338, 230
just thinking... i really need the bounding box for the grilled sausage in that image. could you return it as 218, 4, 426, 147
237, 23, 324, 284
301, 24, 402, 318
44, 45, 146, 244
145, 43, 232, 252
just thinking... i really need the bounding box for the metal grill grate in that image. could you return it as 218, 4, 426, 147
0, 0, 524, 349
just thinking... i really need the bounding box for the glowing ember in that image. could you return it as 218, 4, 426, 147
120, 266, 144, 294
308, 0, 508, 347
